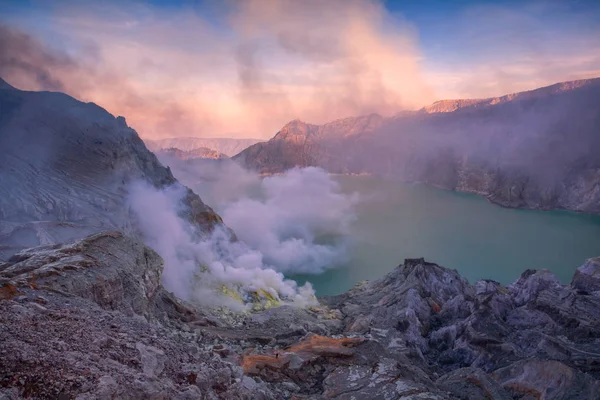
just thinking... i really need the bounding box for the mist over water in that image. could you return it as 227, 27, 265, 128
159, 160, 359, 275
292, 175, 600, 295
219, 167, 358, 274
129, 159, 358, 308
152, 155, 600, 299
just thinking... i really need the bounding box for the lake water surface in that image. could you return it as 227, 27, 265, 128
290, 175, 600, 296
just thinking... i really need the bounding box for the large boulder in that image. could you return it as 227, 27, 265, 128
0, 231, 203, 325
572, 257, 600, 294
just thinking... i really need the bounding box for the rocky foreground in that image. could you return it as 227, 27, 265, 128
1, 231, 599, 399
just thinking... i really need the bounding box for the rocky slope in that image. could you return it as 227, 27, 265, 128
0, 77, 223, 260
145, 137, 262, 157
235, 78, 600, 214
1, 233, 599, 399
0, 232, 276, 399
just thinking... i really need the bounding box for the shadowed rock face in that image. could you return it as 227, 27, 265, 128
0, 80, 223, 260
235, 78, 600, 214
1, 235, 599, 399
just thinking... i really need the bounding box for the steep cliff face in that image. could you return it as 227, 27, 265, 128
401, 79, 600, 213
235, 78, 600, 213
0, 78, 222, 260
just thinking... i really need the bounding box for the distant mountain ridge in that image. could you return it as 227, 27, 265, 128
145, 137, 262, 157
235, 77, 600, 214
156, 147, 228, 160
420, 78, 600, 113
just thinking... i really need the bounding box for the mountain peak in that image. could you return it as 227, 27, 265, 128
273, 119, 315, 140
282, 118, 309, 127
421, 77, 600, 114
0, 77, 17, 90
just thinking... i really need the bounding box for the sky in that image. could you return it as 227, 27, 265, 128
0, 0, 599, 139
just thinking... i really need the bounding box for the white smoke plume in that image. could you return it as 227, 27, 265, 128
127, 166, 357, 309
220, 167, 358, 274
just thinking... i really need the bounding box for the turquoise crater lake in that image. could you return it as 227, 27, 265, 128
290, 175, 600, 296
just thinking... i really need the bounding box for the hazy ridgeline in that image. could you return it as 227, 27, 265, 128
145, 137, 262, 157
236, 79, 600, 214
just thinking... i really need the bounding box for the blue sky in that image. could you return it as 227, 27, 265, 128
133, 0, 600, 65
0, 0, 599, 138
5, 0, 599, 66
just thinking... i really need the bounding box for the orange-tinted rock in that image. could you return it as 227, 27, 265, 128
0, 283, 19, 301
287, 334, 362, 357
242, 334, 363, 376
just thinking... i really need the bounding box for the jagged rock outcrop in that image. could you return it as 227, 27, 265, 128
235, 78, 600, 214
0, 231, 204, 325
196, 256, 600, 399
321, 258, 600, 399
0, 78, 223, 260
1, 232, 599, 399
145, 137, 262, 157
572, 257, 600, 294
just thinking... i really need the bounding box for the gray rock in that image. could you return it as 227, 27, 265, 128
572, 257, 600, 293
0, 231, 205, 325
1, 234, 599, 399
323, 257, 600, 398
173, 385, 203, 400
492, 360, 600, 400
509, 269, 562, 306
436, 367, 511, 399
136, 343, 166, 377
0, 287, 275, 399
